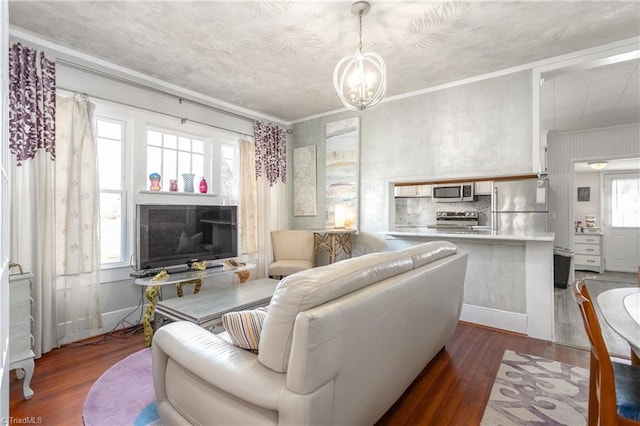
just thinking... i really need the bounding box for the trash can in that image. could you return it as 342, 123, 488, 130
554, 246, 574, 289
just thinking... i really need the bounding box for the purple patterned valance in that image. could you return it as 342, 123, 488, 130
9, 43, 56, 166
254, 120, 286, 186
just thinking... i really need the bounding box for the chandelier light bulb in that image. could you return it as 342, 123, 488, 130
333, 1, 387, 111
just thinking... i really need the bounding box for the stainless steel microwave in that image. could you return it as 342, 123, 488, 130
432, 183, 475, 202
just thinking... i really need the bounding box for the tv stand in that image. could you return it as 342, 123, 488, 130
134, 263, 254, 346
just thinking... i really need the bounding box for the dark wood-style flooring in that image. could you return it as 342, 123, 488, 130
9, 322, 590, 425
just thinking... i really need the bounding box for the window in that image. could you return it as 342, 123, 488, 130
220, 142, 239, 203
147, 129, 206, 191
96, 117, 127, 265
611, 177, 640, 228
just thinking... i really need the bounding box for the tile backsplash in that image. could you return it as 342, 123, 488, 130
395, 195, 491, 228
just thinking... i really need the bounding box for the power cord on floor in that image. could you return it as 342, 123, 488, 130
66, 287, 145, 346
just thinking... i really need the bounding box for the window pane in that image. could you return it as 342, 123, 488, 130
178, 136, 191, 151
96, 116, 127, 267
147, 146, 162, 178
162, 149, 177, 190
147, 130, 162, 146
192, 154, 204, 179
192, 139, 204, 153
100, 193, 123, 264
611, 178, 640, 228
178, 152, 191, 175
164, 134, 177, 149
97, 121, 122, 140
220, 145, 239, 201
97, 138, 122, 190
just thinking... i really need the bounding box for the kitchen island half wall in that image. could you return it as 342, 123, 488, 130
382, 229, 555, 341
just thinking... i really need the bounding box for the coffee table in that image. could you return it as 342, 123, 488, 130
154, 278, 279, 332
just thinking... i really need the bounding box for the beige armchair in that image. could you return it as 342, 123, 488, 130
268, 230, 314, 278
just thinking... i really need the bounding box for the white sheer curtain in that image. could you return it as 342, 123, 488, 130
239, 135, 286, 277
55, 94, 102, 334
11, 154, 58, 357
9, 43, 58, 357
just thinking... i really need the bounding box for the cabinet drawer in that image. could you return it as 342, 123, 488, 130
575, 254, 601, 267
575, 234, 601, 244
574, 243, 601, 256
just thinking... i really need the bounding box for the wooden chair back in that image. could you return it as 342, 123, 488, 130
573, 279, 620, 425
573, 279, 640, 426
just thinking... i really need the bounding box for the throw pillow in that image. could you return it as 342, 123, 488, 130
222, 306, 268, 353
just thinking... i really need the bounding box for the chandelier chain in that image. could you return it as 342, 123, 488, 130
358, 12, 363, 54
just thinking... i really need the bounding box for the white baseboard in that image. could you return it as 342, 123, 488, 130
460, 304, 528, 335
57, 305, 144, 346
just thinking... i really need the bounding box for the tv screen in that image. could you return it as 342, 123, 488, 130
136, 204, 238, 271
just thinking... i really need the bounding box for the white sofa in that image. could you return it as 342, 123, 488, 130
152, 241, 468, 425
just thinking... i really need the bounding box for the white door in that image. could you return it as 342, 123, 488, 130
1, 0, 10, 419
604, 172, 640, 272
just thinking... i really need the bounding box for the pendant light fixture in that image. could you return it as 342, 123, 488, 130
588, 161, 608, 170
333, 1, 387, 111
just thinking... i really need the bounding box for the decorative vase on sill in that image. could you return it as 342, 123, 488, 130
182, 173, 195, 193
199, 177, 208, 194
169, 179, 178, 192
149, 173, 161, 191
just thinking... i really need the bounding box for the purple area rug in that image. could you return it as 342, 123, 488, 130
83, 348, 160, 426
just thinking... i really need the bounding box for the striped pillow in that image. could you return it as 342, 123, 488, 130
222, 307, 268, 353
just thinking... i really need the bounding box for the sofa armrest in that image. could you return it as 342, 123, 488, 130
152, 321, 286, 410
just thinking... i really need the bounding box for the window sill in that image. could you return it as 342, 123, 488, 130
139, 190, 218, 197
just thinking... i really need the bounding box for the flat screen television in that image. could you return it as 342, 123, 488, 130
136, 204, 238, 271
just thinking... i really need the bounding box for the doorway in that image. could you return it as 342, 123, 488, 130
604, 171, 640, 272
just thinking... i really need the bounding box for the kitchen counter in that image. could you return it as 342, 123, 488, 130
381, 228, 556, 342
382, 228, 555, 242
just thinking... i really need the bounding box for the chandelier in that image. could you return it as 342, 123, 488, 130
333, 1, 387, 111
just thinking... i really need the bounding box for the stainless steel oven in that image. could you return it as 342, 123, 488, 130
432, 183, 474, 202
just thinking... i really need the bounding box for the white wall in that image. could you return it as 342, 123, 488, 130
291, 70, 534, 255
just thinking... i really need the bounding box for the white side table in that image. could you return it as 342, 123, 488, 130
9, 272, 35, 400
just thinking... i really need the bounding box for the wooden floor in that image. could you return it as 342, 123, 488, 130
9, 322, 590, 426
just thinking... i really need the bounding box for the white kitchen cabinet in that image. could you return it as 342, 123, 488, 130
394, 185, 417, 197
9, 272, 35, 400
574, 233, 603, 273
394, 184, 432, 197
416, 184, 432, 197
474, 181, 493, 195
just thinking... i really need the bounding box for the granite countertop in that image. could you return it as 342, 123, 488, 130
381, 228, 555, 242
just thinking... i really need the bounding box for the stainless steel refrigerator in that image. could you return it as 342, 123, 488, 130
492, 178, 548, 234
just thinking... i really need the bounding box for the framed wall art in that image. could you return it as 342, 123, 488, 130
293, 145, 317, 216
577, 186, 590, 202
325, 117, 360, 230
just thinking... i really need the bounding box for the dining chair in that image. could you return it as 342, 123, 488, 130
268, 230, 314, 279
572, 279, 640, 425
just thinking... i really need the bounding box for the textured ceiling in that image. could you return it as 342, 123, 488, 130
8, 1, 640, 123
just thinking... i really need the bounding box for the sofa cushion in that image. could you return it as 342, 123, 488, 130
400, 241, 457, 268
222, 307, 268, 353
258, 251, 413, 372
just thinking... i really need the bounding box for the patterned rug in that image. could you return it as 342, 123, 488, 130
481, 350, 589, 425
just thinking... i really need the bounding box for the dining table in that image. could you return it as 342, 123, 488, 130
597, 287, 640, 365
